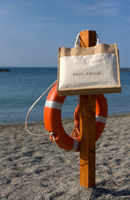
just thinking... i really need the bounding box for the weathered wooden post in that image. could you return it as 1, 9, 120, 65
80, 30, 96, 188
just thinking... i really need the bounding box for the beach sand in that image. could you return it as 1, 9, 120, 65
0, 114, 130, 199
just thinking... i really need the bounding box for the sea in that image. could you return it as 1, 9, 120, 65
0, 67, 130, 125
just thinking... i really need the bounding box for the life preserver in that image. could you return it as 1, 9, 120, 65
44, 82, 108, 152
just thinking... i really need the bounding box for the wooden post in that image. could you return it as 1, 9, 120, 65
80, 30, 96, 188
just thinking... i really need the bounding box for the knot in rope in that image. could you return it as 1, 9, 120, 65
71, 104, 80, 138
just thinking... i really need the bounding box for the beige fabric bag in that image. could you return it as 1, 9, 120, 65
57, 38, 121, 96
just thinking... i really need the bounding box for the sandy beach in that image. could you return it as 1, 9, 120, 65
0, 114, 130, 199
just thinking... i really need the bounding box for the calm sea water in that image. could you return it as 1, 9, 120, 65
0, 67, 130, 125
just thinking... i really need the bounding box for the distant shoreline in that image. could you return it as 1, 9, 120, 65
0, 67, 130, 71
0, 68, 11, 72
120, 68, 130, 71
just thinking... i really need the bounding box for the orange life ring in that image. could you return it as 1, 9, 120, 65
44, 82, 108, 152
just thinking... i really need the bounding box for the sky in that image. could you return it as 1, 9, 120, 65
0, 0, 130, 68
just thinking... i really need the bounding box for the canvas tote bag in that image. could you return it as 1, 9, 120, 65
57, 35, 121, 96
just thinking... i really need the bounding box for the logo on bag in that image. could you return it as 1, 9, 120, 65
73, 72, 101, 77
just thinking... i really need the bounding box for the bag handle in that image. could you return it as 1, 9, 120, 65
74, 32, 100, 47
74, 33, 80, 47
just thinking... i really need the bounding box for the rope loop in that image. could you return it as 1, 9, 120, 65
50, 132, 79, 162
25, 80, 57, 136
